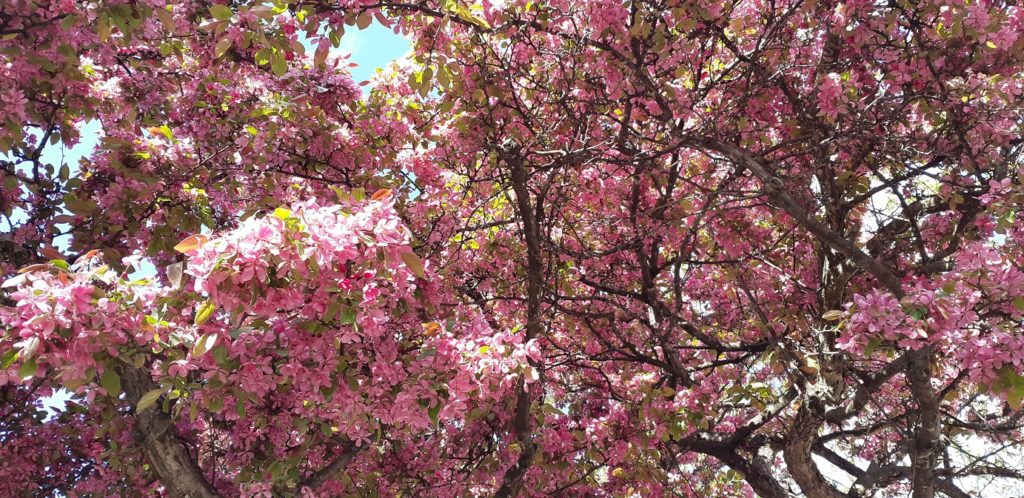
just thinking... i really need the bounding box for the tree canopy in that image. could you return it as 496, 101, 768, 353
2, 0, 1024, 496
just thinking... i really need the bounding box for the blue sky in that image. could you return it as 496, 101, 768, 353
337, 22, 412, 85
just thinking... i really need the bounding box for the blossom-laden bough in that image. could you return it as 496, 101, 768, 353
3, 0, 1024, 497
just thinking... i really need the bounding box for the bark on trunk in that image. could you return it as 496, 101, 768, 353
908, 347, 940, 498
122, 367, 221, 498
298, 441, 362, 490
784, 396, 845, 498
493, 153, 543, 498
709, 447, 792, 498
699, 140, 943, 497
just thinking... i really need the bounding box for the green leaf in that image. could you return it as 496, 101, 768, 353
339, 307, 357, 325
400, 251, 426, 278
863, 337, 883, 357
324, 301, 341, 322
328, 28, 343, 48
245, 125, 258, 135
210, 345, 228, 366
18, 357, 37, 380
1009, 389, 1023, 410
908, 307, 927, 320
97, 16, 110, 41
821, 310, 844, 321
192, 333, 217, 356
209, 395, 224, 412
101, 368, 121, 397
158, 124, 174, 140
254, 47, 272, 66
209, 4, 232, 20
136, 388, 164, 413
236, 394, 247, 418
428, 403, 441, 426
214, 36, 232, 58
156, 7, 175, 30
270, 51, 287, 76
356, 12, 372, 29
1013, 296, 1024, 312
64, 193, 98, 216
1, 349, 18, 369
273, 206, 292, 220
194, 300, 216, 326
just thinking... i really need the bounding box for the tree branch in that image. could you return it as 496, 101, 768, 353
122, 367, 221, 498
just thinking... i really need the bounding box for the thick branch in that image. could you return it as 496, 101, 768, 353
122, 367, 221, 498
494, 152, 543, 498
692, 139, 904, 296
784, 395, 845, 498
699, 444, 792, 498
298, 440, 362, 490
692, 139, 943, 497
908, 347, 941, 498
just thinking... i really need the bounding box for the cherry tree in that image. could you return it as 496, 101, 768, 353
2, 0, 1024, 497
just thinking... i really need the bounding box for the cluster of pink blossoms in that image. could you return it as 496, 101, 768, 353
1, 193, 538, 494
837, 289, 929, 353
0, 259, 157, 394
817, 72, 849, 122
837, 239, 1024, 394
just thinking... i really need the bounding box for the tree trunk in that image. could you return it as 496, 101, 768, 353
122, 367, 221, 498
